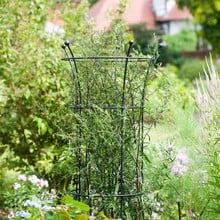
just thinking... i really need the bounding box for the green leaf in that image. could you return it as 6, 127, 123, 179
61, 195, 90, 212
75, 214, 89, 220
55, 210, 71, 220
45, 211, 56, 220
33, 116, 48, 135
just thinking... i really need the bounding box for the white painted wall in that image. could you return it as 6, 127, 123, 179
153, 0, 175, 16
159, 20, 193, 35
44, 21, 65, 36
169, 20, 193, 35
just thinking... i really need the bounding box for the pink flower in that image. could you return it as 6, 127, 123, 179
175, 149, 189, 165
170, 163, 188, 177
170, 149, 189, 177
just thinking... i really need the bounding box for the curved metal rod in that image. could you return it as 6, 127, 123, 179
62, 41, 82, 199
64, 41, 79, 74
119, 40, 134, 218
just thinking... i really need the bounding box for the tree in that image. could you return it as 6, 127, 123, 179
176, 0, 220, 54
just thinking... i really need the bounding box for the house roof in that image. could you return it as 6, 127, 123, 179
156, 5, 192, 22
88, 0, 156, 30
88, 0, 192, 30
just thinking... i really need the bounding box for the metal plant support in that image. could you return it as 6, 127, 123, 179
62, 40, 156, 219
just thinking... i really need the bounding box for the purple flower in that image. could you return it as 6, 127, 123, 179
15, 211, 31, 218
24, 200, 41, 208
42, 205, 54, 212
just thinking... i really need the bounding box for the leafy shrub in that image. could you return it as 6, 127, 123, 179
145, 65, 195, 124
0, 0, 68, 170
130, 26, 197, 67
163, 29, 197, 54
178, 58, 205, 81
130, 23, 157, 55
158, 29, 197, 66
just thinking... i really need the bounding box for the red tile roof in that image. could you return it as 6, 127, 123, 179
88, 0, 156, 30
156, 5, 192, 22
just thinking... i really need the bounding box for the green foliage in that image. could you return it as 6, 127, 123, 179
0, 0, 72, 175
62, 0, 91, 39
3, 174, 113, 219
3, 0, 219, 219
130, 25, 197, 66
176, 0, 220, 54
178, 58, 205, 81
159, 29, 197, 66
57, 20, 159, 217
143, 141, 209, 219
146, 65, 195, 123
54, 2, 162, 217
130, 23, 157, 55
163, 29, 197, 53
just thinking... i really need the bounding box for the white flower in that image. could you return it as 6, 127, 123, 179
187, 210, 196, 218
28, 175, 49, 188
18, 174, 27, 181
13, 182, 21, 190
49, 188, 57, 200
7, 210, 15, 219
152, 211, 160, 220
28, 175, 39, 185
37, 178, 49, 189
51, 188, 56, 195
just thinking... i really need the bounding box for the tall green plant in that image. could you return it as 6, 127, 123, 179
58, 3, 160, 218
196, 56, 220, 217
